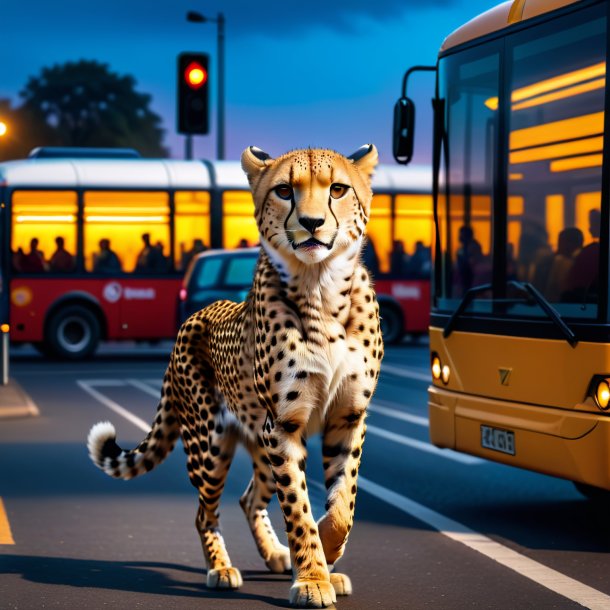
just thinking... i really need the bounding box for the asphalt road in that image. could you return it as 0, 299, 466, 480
2, 341, 610, 609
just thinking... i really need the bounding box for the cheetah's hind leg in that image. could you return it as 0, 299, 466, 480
188, 404, 242, 589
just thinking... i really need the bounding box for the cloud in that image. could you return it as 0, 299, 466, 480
213, 0, 459, 34
4, 0, 461, 40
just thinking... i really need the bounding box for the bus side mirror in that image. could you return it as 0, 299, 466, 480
393, 97, 415, 165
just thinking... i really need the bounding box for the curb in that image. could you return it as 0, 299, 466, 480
0, 379, 40, 419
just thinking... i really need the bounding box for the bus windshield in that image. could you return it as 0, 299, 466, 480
436, 2, 607, 322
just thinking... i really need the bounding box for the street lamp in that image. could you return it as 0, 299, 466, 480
0, 121, 7, 137
187, 10, 225, 160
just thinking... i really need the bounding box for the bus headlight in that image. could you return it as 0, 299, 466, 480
431, 354, 442, 380
595, 379, 610, 410
431, 353, 450, 384
588, 375, 610, 410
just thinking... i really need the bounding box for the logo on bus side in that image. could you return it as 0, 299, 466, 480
103, 282, 157, 303
103, 282, 122, 304
499, 368, 512, 386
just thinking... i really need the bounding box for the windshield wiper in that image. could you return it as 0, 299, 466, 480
443, 280, 578, 348
508, 281, 577, 347
443, 283, 492, 339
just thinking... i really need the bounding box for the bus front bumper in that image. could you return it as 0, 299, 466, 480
429, 385, 610, 489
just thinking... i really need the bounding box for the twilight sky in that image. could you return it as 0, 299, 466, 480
1, 0, 496, 164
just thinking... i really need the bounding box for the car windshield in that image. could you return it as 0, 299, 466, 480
192, 256, 223, 289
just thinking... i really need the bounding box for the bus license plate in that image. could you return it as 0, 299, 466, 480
481, 425, 515, 456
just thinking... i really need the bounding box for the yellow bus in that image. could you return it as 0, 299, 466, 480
394, 0, 610, 498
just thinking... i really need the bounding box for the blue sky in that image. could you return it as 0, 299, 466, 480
1, 0, 495, 164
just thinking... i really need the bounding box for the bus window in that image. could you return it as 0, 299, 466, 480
84, 191, 170, 273
223, 191, 258, 249
394, 194, 433, 278
507, 8, 606, 313
11, 191, 77, 273
439, 46, 499, 303
175, 191, 210, 270
367, 195, 392, 274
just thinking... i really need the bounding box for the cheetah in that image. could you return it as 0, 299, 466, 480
87, 144, 384, 608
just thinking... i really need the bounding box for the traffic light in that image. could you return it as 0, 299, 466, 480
177, 52, 209, 135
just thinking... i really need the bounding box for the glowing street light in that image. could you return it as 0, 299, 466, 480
0, 121, 7, 137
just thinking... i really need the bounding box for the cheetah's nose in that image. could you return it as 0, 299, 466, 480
299, 216, 325, 234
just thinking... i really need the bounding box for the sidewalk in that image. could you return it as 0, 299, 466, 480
0, 378, 39, 419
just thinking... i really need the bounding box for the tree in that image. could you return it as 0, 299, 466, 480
6, 60, 167, 159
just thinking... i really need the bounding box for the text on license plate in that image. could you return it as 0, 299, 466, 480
481, 425, 515, 456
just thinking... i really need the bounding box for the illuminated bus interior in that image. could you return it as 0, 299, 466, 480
437, 2, 606, 321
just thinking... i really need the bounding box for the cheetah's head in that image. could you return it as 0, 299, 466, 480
241, 145, 378, 266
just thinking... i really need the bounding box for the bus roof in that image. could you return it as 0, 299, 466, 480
0, 157, 431, 194
441, 0, 582, 53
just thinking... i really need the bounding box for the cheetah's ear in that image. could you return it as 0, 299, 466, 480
241, 146, 273, 180
348, 144, 378, 180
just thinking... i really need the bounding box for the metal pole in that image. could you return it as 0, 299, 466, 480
217, 13, 225, 160
185, 134, 193, 160
1, 331, 8, 386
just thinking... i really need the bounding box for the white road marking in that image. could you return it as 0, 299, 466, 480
382, 363, 431, 382
366, 423, 483, 465
369, 402, 428, 427
356, 477, 610, 610
78, 380, 150, 433
127, 378, 161, 398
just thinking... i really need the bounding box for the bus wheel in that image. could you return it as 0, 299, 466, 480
573, 481, 610, 504
379, 304, 403, 345
46, 306, 101, 360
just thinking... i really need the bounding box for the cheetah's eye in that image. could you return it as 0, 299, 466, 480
330, 184, 349, 199
274, 184, 293, 200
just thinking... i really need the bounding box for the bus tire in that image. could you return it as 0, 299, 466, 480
379, 303, 403, 345
46, 305, 101, 360
573, 481, 610, 504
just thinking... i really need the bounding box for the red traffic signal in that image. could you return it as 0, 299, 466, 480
184, 61, 207, 90
177, 52, 210, 135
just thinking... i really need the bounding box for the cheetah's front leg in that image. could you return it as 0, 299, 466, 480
263, 414, 336, 608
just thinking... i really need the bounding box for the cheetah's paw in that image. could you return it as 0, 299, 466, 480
330, 572, 352, 596
206, 566, 243, 589
289, 579, 336, 608
265, 546, 291, 573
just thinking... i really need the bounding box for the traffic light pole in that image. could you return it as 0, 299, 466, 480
217, 13, 225, 160
185, 134, 193, 160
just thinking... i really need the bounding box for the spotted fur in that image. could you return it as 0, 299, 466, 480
87, 144, 383, 608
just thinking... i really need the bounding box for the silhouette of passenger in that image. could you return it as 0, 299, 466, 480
94, 239, 122, 273
390, 240, 408, 278
564, 209, 600, 301
12, 247, 25, 273
49, 236, 75, 272
517, 221, 551, 284
455, 225, 481, 293
20, 238, 47, 273
543, 227, 583, 301
407, 240, 432, 278
362, 237, 380, 278
135, 233, 154, 272
181, 238, 207, 270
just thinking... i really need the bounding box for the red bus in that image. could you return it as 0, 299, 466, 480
0, 148, 432, 358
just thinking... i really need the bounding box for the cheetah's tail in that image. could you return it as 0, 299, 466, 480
86, 399, 180, 480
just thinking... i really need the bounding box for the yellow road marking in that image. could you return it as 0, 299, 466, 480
0, 497, 15, 544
